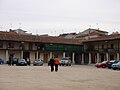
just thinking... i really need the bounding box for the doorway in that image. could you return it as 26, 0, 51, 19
101, 54, 105, 62
23, 52, 30, 60
110, 55, 114, 60
44, 54, 48, 63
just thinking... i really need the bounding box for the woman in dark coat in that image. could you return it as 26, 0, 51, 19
49, 57, 55, 72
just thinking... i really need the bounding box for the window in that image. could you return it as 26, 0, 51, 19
8, 43, 14, 48
0, 42, 3, 48
102, 44, 104, 49
110, 44, 114, 49
29, 43, 33, 50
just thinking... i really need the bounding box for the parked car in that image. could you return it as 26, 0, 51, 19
95, 61, 108, 68
17, 59, 27, 66
6, 58, 18, 65
33, 59, 43, 66
12, 58, 18, 65
0, 58, 4, 64
111, 61, 120, 70
106, 60, 119, 69
59, 57, 71, 66
48, 60, 51, 66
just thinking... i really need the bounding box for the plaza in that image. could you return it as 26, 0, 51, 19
0, 64, 120, 90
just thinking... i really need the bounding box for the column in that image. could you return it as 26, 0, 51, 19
40, 53, 43, 60
50, 52, 53, 59
6, 50, 8, 62
117, 53, 119, 60
106, 53, 109, 61
72, 52, 75, 64
89, 53, 91, 64
63, 52, 65, 58
96, 53, 99, 63
81, 53, 84, 64
21, 51, 23, 59
36, 51, 38, 59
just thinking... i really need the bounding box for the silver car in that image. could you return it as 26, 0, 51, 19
17, 59, 27, 66
33, 59, 43, 66
59, 57, 71, 66
111, 61, 120, 70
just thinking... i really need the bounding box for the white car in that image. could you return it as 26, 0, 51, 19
17, 59, 27, 66
111, 61, 120, 70
59, 57, 71, 66
33, 59, 43, 66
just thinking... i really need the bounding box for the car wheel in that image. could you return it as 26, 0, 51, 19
113, 68, 116, 70
108, 67, 111, 69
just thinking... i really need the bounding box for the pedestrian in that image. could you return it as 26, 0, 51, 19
27, 58, 31, 66
54, 56, 59, 72
49, 57, 55, 72
8, 56, 12, 66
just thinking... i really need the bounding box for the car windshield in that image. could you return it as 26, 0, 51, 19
102, 61, 107, 63
109, 60, 116, 62
19, 59, 25, 61
35, 59, 41, 61
61, 58, 69, 60
117, 61, 120, 64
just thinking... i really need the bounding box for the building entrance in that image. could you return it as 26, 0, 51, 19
23, 52, 30, 60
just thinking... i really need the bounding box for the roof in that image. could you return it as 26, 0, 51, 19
83, 34, 120, 43
0, 31, 82, 45
86, 28, 108, 33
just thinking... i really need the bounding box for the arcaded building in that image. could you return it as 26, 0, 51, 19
0, 30, 83, 64
0, 29, 120, 64
83, 34, 120, 64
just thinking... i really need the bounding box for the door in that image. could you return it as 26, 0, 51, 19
110, 55, 114, 60
23, 52, 30, 60
101, 54, 105, 62
44, 54, 48, 63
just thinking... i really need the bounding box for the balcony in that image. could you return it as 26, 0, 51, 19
99, 48, 108, 52
108, 48, 119, 52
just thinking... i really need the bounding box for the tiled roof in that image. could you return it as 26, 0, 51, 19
0, 32, 81, 45
83, 34, 120, 42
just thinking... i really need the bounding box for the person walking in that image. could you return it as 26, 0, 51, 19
49, 57, 55, 72
54, 57, 59, 72
27, 58, 31, 66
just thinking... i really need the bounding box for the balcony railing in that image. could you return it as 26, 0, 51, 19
84, 47, 120, 53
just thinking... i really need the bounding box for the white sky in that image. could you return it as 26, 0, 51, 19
0, 0, 120, 35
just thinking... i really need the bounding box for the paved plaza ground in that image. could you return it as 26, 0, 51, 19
0, 64, 120, 90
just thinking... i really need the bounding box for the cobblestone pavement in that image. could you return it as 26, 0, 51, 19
0, 64, 120, 90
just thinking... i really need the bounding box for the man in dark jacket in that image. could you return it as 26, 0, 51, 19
49, 57, 55, 72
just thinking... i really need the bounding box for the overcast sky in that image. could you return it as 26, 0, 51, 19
0, 0, 120, 35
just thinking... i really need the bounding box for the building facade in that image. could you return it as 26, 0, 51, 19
0, 31, 83, 64
83, 34, 120, 64
0, 30, 120, 65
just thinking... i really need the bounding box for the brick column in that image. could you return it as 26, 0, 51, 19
6, 50, 8, 62
97, 53, 99, 63
117, 53, 119, 60
72, 52, 75, 64
89, 53, 91, 64
21, 50, 23, 59
63, 52, 65, 58
81, 53, 84, 64
36, 51, 38, 59
106, 53, 109, 61
50, 52, 53, 58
